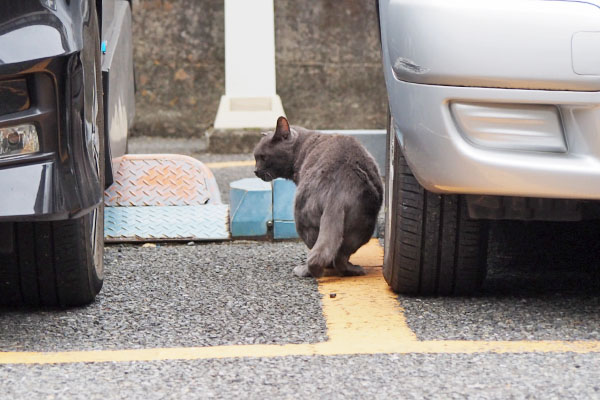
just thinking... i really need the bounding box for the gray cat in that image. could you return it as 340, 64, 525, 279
253, 116, 383, 278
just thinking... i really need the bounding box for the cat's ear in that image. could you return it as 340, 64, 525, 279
272, 116, 290, 142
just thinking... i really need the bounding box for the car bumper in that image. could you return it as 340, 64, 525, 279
381, 0, 600, 200
388, 80, 600, 200
0, 54, 103, 221
0, 158, 78, 221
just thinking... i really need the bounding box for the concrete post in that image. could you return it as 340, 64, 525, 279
213, 0, 285, 129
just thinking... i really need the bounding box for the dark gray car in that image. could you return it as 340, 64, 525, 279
0, 0, 135, 306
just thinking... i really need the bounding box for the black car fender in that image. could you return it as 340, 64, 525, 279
0, 0, 133, 221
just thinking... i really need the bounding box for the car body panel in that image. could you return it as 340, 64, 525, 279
101, 0, 135, 161
0, 0, 95, 65
379, 0, 600, 200
384, 0, 600, 91
0, 0, 134, 221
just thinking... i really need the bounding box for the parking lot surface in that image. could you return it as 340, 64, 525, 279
2, 353, 600, 399
2, 141, 600, 399
401, 221, 600, 342
0, 242, 326, 352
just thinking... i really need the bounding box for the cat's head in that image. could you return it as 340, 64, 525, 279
253, 116, 296, 181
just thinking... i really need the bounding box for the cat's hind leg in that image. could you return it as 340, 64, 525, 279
333, 253, 366, 276
293, 224, 319, 277
294, 263, 336, 277
331, 200, 377, 277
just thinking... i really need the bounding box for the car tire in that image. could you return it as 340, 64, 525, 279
0, 213, 103, 307
0, 2, 104, 307
383, 114, 489, 295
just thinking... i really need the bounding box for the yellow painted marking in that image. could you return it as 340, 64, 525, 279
1, 239, 600, 365
318, 240, 418, 347
2, 340, 600, 365
204, 160, 255, 169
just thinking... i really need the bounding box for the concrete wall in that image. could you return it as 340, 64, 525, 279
131, 0, 387, 137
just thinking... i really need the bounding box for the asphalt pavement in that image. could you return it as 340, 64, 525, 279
402, 220, 600, 342
1, 137, 600, 399
2, 353, 599, 399
0, 242, 325, 352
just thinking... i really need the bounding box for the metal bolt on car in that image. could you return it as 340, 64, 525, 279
0, 0, 135, 306
378, 0, 600, 295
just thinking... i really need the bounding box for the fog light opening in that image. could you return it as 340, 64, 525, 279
451, 102, 567, 153
0, 123, 39, 157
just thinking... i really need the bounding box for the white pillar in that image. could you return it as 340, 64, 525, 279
213, 0, 285, 129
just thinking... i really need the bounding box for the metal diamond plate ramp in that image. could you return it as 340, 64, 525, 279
104, 205, 230, 242
105, 154, 221, 206
103, 154, 229, 242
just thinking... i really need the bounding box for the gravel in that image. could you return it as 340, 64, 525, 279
1, 353, 599, 399
0, 241, 327, 351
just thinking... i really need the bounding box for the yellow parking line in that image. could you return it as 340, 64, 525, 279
1, 239, 600, 365
318, 241, 418, 346
204, 160, 255, 169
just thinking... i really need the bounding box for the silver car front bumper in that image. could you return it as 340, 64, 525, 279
381, 0, 600, 200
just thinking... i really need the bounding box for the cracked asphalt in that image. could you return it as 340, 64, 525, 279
1, 138, 600, 399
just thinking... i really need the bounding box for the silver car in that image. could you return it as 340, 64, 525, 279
378, 0, 600, 295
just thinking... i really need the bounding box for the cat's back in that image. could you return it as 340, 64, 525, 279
297, 131, 383, 200
302, 133, 377, 173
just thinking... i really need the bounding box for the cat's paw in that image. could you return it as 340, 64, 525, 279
343, 264, 366, 276
293, 264, 312, 278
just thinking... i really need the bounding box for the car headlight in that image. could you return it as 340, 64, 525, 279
0, 123, 39, 157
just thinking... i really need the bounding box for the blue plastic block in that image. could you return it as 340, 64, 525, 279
229, 178, 272, 237
272, 178, 299, 239
273, 220, 298, 239
272, 178, 296, 220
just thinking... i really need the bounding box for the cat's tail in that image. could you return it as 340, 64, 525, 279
307, 203, 344, 277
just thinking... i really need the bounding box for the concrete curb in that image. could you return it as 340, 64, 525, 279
205, 128, 264, 154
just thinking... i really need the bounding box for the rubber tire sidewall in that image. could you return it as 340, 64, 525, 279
55, 0, 104, 306
383, 112, 397, 286
82, 0, 105, 300
383, 114, 488, 296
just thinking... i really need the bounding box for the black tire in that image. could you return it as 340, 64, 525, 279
0, 214, 103, 307
383, 114, 489, 296
0, 2, 104, 307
